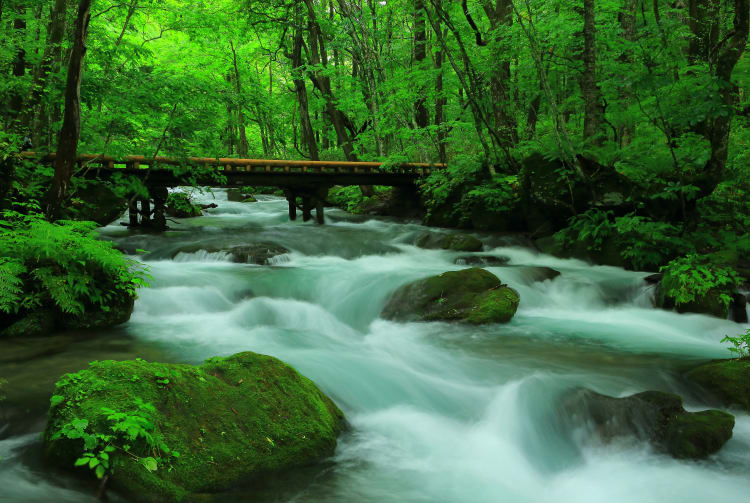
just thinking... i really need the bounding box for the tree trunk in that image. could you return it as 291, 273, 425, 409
414, 0, 429, 129
230, 41, 249, 158
290, 20, 319, 160
580, 0, 605, 145
46, 0, 92, 220
22, 0, 68, 138
690, 0, 749, 194
8, 3, 27, 125
483, 0, 518, 149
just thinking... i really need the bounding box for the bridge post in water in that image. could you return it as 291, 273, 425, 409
302, 195, 312, 222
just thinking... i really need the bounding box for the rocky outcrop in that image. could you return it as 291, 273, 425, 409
67, 181, 127, 226
227, 243, 290, 265
415, 232, 483, 252
686, 358, 750, 412
1, 293, 135, 338
453, 255, 510, 266
171, 242, 290, 265
42, 352, 346, 502
517, 266, 561, 283
559, 389, 734, 459
227, 188, 257, 202
381, 268, 519, 324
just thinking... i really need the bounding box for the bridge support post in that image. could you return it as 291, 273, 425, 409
302, 195, 312, 222
285, 189, 297, 221
315, 199, 325, 225
128, 199, 139, 227
140, 199, 151, 227
151, 186, 168, 230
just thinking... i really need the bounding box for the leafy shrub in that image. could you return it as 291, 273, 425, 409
721, 329, 750, 359
0, 208, 148, 318
660, 254, 740, 311
556, 209, 692, 270
166, 192, 201, 216
50, 365, 179, 480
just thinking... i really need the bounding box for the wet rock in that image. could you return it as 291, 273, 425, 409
381, 268, 519, 324
559, 389, 734, 460
453, 255, 511, 266
518, 266, 561, 283
61, 294, 135, 331
0, 309, 56, 338
165, 192, 203, 218
686, 358, 750, 412
415, 232, 483, 252
67, 181, 127, 226
42, 352, 346, 502
228, 243, 290, 265
227, 188, 256, 202
730, 293, 748, 323
644, 273, 662, 285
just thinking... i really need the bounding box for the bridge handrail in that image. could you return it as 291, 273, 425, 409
21, 152, 446, 172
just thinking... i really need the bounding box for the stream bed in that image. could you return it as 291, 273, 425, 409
1, 189, 749, 502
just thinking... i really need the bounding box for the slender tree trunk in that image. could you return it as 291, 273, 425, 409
230, 41, 249, 158
22, 0, 68, 138
414, 0, 429, 129
483, 0, 518, 149
46, 0, 92, 219
580, 0, 605, 145
617, 0, 637, 146
689, 0, 749, 194
9, 3, 27, 125
290, 19, 319, 160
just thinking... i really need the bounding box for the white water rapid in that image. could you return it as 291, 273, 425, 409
1, 188, 748, 503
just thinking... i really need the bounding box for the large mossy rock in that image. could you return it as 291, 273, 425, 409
655, 282, 731, 319
415, 232, 483, 252
381, 268, 519, 324
559, 389, 734, 460
67, 181, 127, 227
686, 358, 750, 412
0, 293, 135, 338
228, 243, 290, 265
42, 352, 346, 502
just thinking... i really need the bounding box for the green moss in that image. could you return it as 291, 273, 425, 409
415, 232, 483, 252
686, 358, 750, 412
664, 410, 734, 459
381, 268, 519, 324
466, 288, 520, 324
43, 352, 346, 502
0, 309, 56, 337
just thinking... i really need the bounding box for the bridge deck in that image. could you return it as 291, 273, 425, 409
22, 153, 445, 187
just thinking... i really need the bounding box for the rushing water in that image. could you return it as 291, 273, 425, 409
1, 189, 749, 503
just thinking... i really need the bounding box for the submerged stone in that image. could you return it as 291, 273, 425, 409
559, 389, 734, 460
686, 358, 750, 412
381, 268, 519, 324
453, 255, 510, 266
517, 266, 561, 284
42, 352, 346, 502
228, 243, 290, 265
415, 232, 483, 252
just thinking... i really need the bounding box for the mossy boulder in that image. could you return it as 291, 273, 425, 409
0, 309, 56, 337
559, 389, 734, 460
655, 283, 730, 319
453, 255, 510, 266
166, 193, 203, 218
686, 358, 750, 412
227, 189, 257, 202
518, 266, 561, 284
67, 181, 127, 227
1, 293, 135, 338
381, 268, 519, 324
415, 232, 483, 252
228, 243, 290, 265
42, 352, 346, 502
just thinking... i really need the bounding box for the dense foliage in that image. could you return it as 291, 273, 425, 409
0, 0, 748, 314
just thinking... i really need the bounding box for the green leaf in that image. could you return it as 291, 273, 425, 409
142, 457, 158, 472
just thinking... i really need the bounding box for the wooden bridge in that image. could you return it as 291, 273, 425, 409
22, 152, 445, 227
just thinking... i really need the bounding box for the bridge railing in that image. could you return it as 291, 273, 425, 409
21, 153, 446, 176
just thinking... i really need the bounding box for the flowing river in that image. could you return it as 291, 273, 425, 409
1, 189, 749, 502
